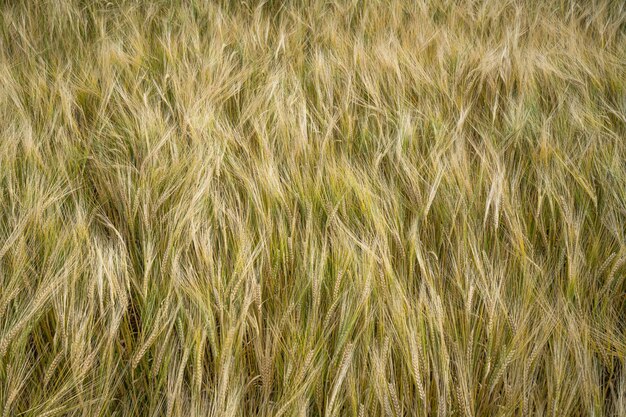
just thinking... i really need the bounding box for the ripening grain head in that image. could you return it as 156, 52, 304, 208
0, 1, 625, 416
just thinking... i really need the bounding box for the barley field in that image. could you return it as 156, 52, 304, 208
0, 1, 625, 416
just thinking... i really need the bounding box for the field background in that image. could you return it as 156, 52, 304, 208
0, 1, 625, 416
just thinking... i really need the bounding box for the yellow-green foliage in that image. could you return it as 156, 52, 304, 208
0, 1, 625, 416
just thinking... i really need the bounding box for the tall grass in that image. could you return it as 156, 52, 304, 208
0, 0, 624, 415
